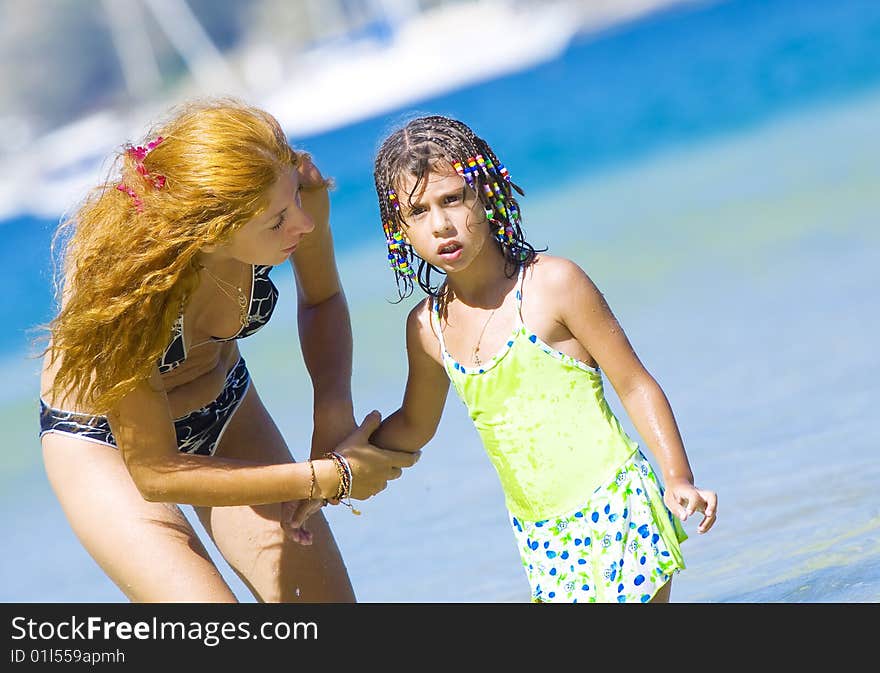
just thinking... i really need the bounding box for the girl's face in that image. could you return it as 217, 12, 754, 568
218, 167, 315, 266
396, 166, 493, 273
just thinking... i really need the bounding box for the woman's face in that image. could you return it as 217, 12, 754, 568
396, 165, 491, 274
221, 167, 315, 266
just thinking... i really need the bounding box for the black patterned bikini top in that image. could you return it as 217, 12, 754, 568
158, 264, 278, 374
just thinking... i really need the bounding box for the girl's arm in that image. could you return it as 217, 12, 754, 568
285, 299, 445, 537
370, 300, 450, 453
547, 257, 717, 534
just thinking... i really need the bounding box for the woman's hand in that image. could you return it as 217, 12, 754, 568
333, 410, 421, 501
281, 499, 316, 545
281, 496, 341, 545
296, 153, 330, 228
282, 411, 420, 543
281, 404, 357, 545
663, 477, 717, 534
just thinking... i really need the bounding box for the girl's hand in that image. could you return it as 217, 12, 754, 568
663, 477, 718, 534
333, 410, 421, 500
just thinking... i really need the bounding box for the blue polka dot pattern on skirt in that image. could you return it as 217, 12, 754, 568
510, 450, 687, 603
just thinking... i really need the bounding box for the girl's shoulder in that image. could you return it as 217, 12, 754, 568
405, 295, 433, 322
404, 296, 446, 357
405, 295, 438, 335
526, 253, 594, 294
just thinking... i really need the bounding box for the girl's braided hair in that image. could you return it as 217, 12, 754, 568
373, 115, 541, 300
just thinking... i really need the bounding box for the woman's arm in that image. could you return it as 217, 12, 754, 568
370, 301, 450, 453
547, 257, 717, 533
109, 367, 419, 507
108, 370, 344, 506
288, 157, 356, 456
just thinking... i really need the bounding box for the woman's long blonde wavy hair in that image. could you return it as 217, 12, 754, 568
43, 97, 299, 415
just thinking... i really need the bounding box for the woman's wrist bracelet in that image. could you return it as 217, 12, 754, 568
324, 452, 347, 500
307, 460, 317, 500
324, 451, 360, 515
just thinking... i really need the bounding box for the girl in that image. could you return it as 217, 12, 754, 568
38, 98, 418, 603
366, 115, 717, 603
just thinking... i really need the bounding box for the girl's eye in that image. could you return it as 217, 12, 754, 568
271, 214, 286, 231
445, 194, 460, 204
410, 207, 426, 217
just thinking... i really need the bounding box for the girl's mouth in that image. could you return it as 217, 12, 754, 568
438, 242, 462, 260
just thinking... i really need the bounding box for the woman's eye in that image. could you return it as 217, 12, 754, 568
271, 214, 286, 231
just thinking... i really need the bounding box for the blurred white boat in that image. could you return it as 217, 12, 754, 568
0, 0, 686, 222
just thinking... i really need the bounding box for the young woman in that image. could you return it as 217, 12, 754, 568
38, 98, 418, 603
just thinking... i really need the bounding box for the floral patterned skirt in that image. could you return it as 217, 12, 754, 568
510, 450, 687, 603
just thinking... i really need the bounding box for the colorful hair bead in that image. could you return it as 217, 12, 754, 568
485, 207, 514, 247
458, 158, 476, 188
383, 221, 414, 277
509, 202, 522, 225
497, 220, 515, 246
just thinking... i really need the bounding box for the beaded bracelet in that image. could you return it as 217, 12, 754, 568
324, 451, 361, 515
324, 452, 347, 500
336, 454, 353, 493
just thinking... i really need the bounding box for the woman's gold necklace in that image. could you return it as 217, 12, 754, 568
200, 264, 249, 329
471, 308, 498, 366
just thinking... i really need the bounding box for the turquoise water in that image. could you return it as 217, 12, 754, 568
3, 0, 879, 601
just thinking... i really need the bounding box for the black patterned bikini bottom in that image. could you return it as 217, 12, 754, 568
39, 357, 250, 457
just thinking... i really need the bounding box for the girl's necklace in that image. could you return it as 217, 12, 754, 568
200, 264, 249, 329
472, 308, 497, 366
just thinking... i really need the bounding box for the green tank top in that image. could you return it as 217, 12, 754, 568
432, 266, 639, 521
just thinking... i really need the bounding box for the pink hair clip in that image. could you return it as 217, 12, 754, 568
117, 136, 166, 211
116, 183, 144, 213
126, 136, 164, 164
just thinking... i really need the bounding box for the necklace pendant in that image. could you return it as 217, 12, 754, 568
471, 307, 497, 367
238, 293, 249, 328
